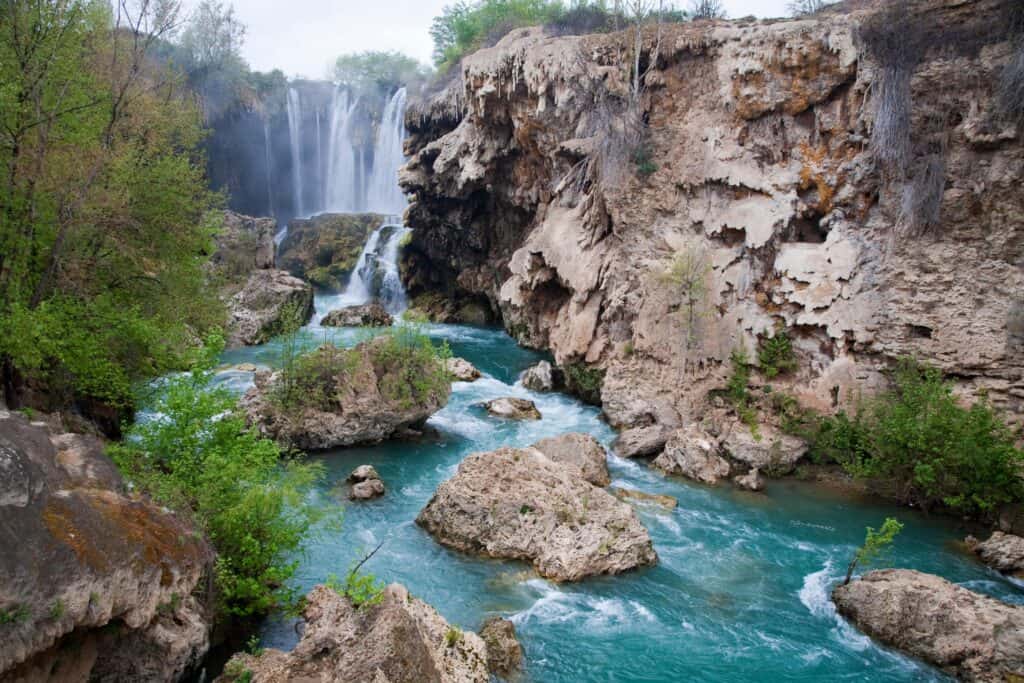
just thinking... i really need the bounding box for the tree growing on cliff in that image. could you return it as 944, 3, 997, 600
844, 518, 903, 585
688, 0, 724, 20
787, 0, 834, 17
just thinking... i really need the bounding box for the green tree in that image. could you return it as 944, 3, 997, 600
109, 337, 333, 617
332, 51, 431, 97
844, 518, 903, 585
0, 0, 223, 416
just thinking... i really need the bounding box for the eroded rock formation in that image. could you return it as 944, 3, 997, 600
217, 584, 489, 683
278, 213, 383, 290
832, 569, 1024, 682
321, 302, 394, 327
226, 269, 314, 347
971, 531, 1024, 578
241, 339, 450, 449
0, 411, 213, 682
416, 445, 657, 581
446, 357, 482, 381
400, 0, 1024, 434
531, 432, 611, 486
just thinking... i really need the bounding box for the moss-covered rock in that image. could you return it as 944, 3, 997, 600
278, 213, 383, 290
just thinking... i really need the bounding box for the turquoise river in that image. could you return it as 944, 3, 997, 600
214, 302, 1023, 683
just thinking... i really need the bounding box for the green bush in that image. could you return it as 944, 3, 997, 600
326, 568, 386, 609
758, 332, 797, 379
563, 361, 604, 405
844, 518, 903, 585
109, 337, 332, 617
803, 358, 1024, 518
726, 345, 759, 436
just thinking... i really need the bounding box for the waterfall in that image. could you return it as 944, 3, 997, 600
325, 86, 361, 213
315, 219, 410, 321
286, 88, 304, 218
262, 118, 275, 219
315, 109, 324, 213
366, 87, 408, 215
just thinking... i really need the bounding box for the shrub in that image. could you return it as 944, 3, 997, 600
326, 545, 387, 610
632, 143, 659, 177
0, 604, 29, 625
109, 337, 332, 617
787, 0, 835, 17
563, 361, 604, 405
758, 332, 797, 379
373, 324, 453, 409
726, 344, 759, 436
689, 0, 725, 20
660, 247, 711, 349
803, 358, 1024, 518
445, 626, 464, 647
844, 518, 903, 585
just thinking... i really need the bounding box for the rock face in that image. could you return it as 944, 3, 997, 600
446, 357, 482, 382
321, 302, 394, 327
721, 425, 807, 474
212, 210, 276, 279
734, 468, 765, 492
218, 584, 489, 683
416, 446, 657, 581
400, 0, 1024, 435
612, 425, 671, 459
832, 569, 1024, 682
241, 339, 451, 450
483, 397, 542, 420
278, 213, 383, 290
972, 531, 1024, 578
226, 269, 314, 347
531, 432, 611, 486
520, 361, 560, 392
653, 426, 731, 485
479, 617, 522, 678
0, 411, 213, 682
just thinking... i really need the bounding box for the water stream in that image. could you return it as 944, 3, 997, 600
217, 284, 1024, 683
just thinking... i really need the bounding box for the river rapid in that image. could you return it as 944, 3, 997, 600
216, 309, 1024, 683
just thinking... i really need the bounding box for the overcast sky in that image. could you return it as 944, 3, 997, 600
222, 1, 792, 79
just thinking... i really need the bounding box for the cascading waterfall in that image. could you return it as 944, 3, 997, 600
366, 87, 409, 215
315, 109, 324, 214
286, 88, 305, 218
325, 87, 361, 213
262, 118, 275, 220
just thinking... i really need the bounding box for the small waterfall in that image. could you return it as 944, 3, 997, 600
314, 109, 324, 213
367, 88, 409, 215
286, 88, 304, 218
315, 220, 410, 321
262, 118, 275, 219
325, 87, 361, 213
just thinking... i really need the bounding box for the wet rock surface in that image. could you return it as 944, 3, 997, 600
479, 617, 522, 678
612, 425, 671, 459
0, 411, 213, 683
519, 361, 560, 392
832, 569, 1024, 682
218, 584, 489, 683
971, 532, 1024, 578
446, 357, 482, 382
653, 426, 731, 485
321, 302, 394, 327
610, 487, 678, 510
483, 397, 542, 420
530, 432, 611, 487
733, 468, 765, 492
416, 446, 657, 582
226, 269, 314, 347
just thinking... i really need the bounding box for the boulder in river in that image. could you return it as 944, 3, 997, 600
277, 213, 383, 290
226, 269, 314, 347
721, 424, 807, 474
479, 616, 522, 677
970, 531, 1024, 578
241, 337, 451, 450
417, 446, 657, 582
321, 302, 394, 327
832, 569, 1024, 682
612, 424, 671, 459
610, 487, 678, 510
350, 478, 385, 500
217, 583, 489, 683
0, 411, 213, 682
734, 468, 765, 492
520, 361, 561, 392
348, 464, 381, 483
652, 426, 731, 485
531, 432, 611, 487
483, 397, 542, 420
446, 357, 482, 382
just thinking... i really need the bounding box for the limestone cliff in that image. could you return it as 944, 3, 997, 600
400, 0, 1024, 432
